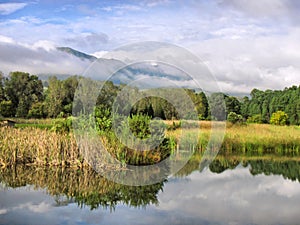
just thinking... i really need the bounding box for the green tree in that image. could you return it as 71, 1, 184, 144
208, 93, 226, 121
197, 92, 209, 119
225, 96, 241, 115
240, 96, 250, 118
0, 72, 5, 102
4, 71, 43, 117
227, 112, 243, 124
28, 102, 46, 118
0, 100, 13, 117
270, 111, 288, 125
45, 76, 65, 118
241, 86, 300, 125
62, 76, 79, 115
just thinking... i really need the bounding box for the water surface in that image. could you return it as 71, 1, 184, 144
1, 157, 300, 225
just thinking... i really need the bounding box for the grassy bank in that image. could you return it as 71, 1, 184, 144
0, 127, 82, 167
0, 121, 299, 167
167, 122, 300, 155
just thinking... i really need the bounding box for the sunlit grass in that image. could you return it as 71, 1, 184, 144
166, 122, 300, 155
0, 127, 82, 167
0, 121, 299, 167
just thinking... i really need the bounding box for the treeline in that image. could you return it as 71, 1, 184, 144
0, 71, 78, 118
241, 87, 300, 125
0, 71, 299, 125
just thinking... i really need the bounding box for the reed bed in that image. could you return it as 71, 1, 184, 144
166, 123, 300, 155
0, 127, 82, 167
0, 123, 299, 167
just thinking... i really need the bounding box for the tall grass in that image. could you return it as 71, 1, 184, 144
219, 124, 300, 155
166, 123, 300, 156
0, 127, 82, 167
0, 122, 299, 167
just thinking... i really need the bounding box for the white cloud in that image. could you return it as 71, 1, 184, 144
0, 35, 14, 44
189, 29, 300, 94
91, 51, 108, 58
31, 40, 56, 51
144, 0, 171, 8
157, 167, 300, 225
0, 40, 92, 76
0, 2, 27, 15
64, 32, 109, 53
0, 209, 8, 215
219, 0, 288, 17
0, 0, 299, 93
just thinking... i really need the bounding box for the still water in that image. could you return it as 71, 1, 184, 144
1, 157, 300, 225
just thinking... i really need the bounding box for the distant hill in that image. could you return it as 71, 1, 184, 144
57, 47, 97, 61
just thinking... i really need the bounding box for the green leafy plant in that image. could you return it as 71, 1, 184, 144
270, 111, 289, 126
227, 112, 243, 124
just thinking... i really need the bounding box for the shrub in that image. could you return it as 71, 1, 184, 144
0, 100, 14, 117
270, 111, 288, 126
94, 105, 112, 133
51, 117, 73, 133
227, 112, 243, 124
247, 114, 263, 124
28, 102, 46, 118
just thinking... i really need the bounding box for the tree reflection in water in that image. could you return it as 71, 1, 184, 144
0, 166, 166, 210
1, 153, 300, 210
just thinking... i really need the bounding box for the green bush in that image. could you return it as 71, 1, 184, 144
0, 100, 14, 117
247, 114, 263, 124
227, 112, 243, 124
28, 102, 46, 118
128, 114, 151, 139
51, 117, 73, 133
94, 105, 112, 133
270, 111, 288, 125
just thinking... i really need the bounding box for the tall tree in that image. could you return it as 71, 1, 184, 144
45, 76, 65, 118
0, 72, 5, 102
4, 71, 43, 117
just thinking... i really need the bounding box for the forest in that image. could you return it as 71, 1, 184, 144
0, 71, 299, 125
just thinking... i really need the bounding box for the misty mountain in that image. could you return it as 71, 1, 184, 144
57, 47, 97, 61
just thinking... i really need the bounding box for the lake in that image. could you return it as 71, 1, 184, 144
1, 156, 300, 225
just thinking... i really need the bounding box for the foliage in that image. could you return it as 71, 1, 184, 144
242, 86, 300, 125
227, 112, 243, 124
15, 123, 52, 129
44, 76, 79, 118
247, 114, 263, 124
270, 110, 289, 126
0, 100, 13, 117
51, 117, 73, 133
94, 111, 172, 165
28, 102, 47, 118
94, 105, 112, 133
128, 114, 152, 139
0, 70, 299, 127
4, 71, 43, 117
0, 72, 5, 102
208, 93, 227, 121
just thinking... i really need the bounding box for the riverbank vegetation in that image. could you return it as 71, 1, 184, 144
0, 71, 299, 167
0, 121, 299, 167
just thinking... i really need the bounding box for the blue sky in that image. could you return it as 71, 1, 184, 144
0, 0, 299, 93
